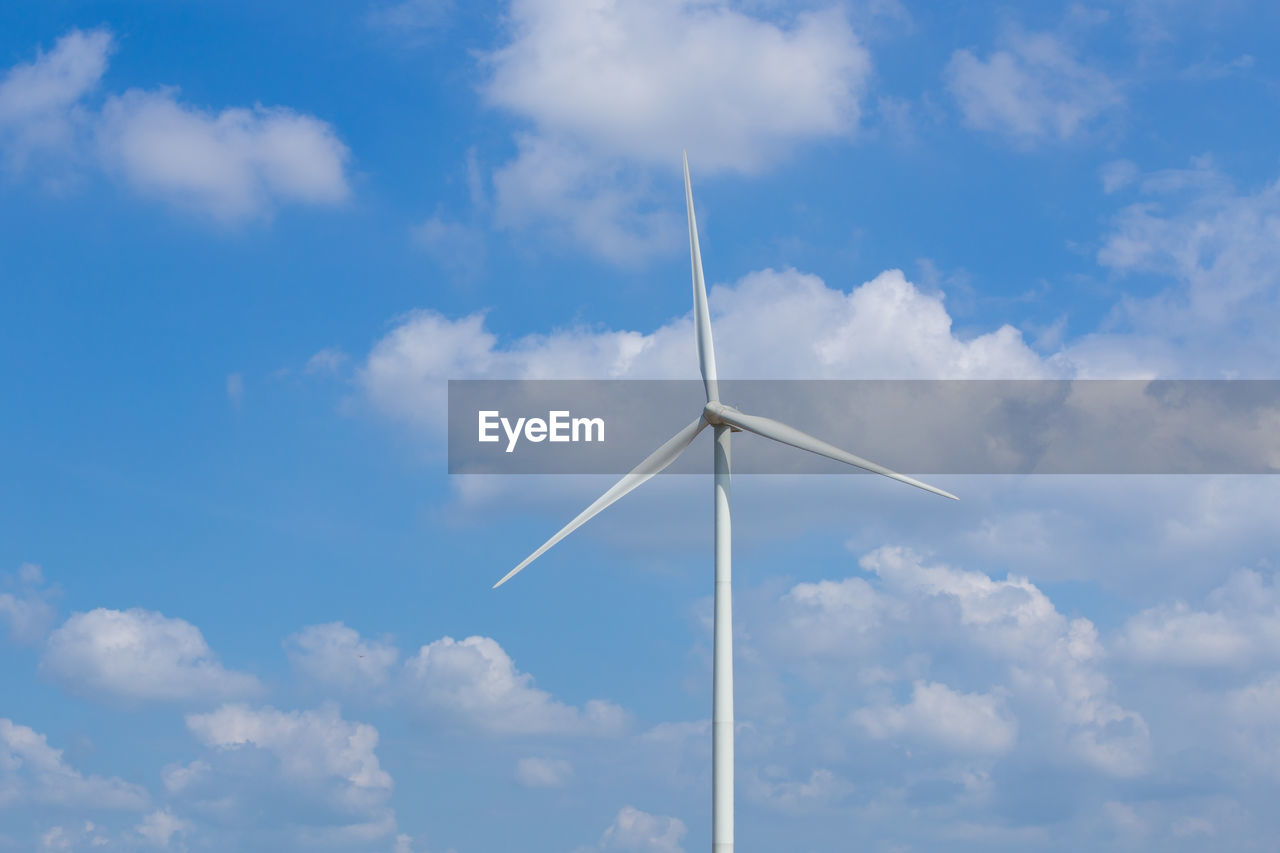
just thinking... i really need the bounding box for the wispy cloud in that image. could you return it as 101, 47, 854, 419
945, 27, 1122, 146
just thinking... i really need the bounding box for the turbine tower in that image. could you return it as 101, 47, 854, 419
494, 153, 957, 852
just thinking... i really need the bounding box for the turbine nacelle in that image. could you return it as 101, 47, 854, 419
702, 400, 740, 428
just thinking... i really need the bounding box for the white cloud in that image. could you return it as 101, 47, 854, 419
185, 703, 395, 836
96, 88, 349, 220
411, 212, 485, 279
1051, 160, 1280, 377
284, 624, 620, 737
863, 547, 1071, 654
0, 718, 147, 810
403, 635, 626, 735
0, 563, 57, 644
360, 267, 1051, 430
187, 703, 391, 793
135, 809, 190, 848
0, 30, 110, 122
945, 28, 1122, 144
42, 608, 260, 703
1229, 674, 1280, 722
225, 372, 244, 408
40, 826, 71, 851
38, 822, 112, 851
0, 28, 351, 219
369, 0, 455, 35
137, 703, 409, 849
305, 347, 349, 375
853, 680, 1017, 755
1075, 161, 1280, 375
774, 575, 885, 658
484, 0, 871, 259
1171, 815, 1215, 837
487, 0, 867, 172
1225, 676, 1280, 777
491, 134, 680, 264
1097, 161, 1269, 302
286, 622, 400, 695
160, 759, 209, 795
861, 547, 1149, 776
953, 478, 1280, 601
760, 547, 1149, 777
0, 29, 111, 165
514, 756, 573, 788
1103, 799, 1147, 837
1119, 568, 1280, 667
595, 806, 686, 853
283, 623, 623, 738
745, 766, 851, 813
1101, 158, 1138, 193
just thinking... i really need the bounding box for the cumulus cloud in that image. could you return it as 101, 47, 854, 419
594, 805, 686, 853
861, 547, 1149, 776
135, 809, 190, 848
42, 608, 260, 703
404, 635, 626, 735
487, 0, 867, 172
515, 756, 573, 788
38, 822, 113, 851
945, 28, 1122, 145
0, 718, 147, 810
0, 563, 57, 644
483, 0, 871, 259
1118, 567, 1280, 667
0, 28, 351, 219
285, 622, 400, 695
863, 547, 1077, 654
853, 680, 1017, 755
745, 766, 851, 814
96, 88, 349, 220
184, 703, 396, 844
774, 575, 885, 659
161, 759, 209, 795
490, 134, 680, 263
284, 623, 625, 736
360, 267, 1051, 430
1225, 675, 1280, 778
186, 703, 391, 796
305, 347, 349, 375
763, 547, 1149, 776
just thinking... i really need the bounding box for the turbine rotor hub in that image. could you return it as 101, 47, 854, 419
703, 400, 739, 427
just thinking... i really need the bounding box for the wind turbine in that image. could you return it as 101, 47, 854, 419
493, 153, 957, 853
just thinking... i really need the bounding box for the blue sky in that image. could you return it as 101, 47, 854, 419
3, 1, 1280, 850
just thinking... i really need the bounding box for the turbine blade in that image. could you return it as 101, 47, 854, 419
715, 408, 958, 501
493, 415, 710, 588
684, 151, 719, 403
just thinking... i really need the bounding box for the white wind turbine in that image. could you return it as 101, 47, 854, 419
493, 153, 957, 853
